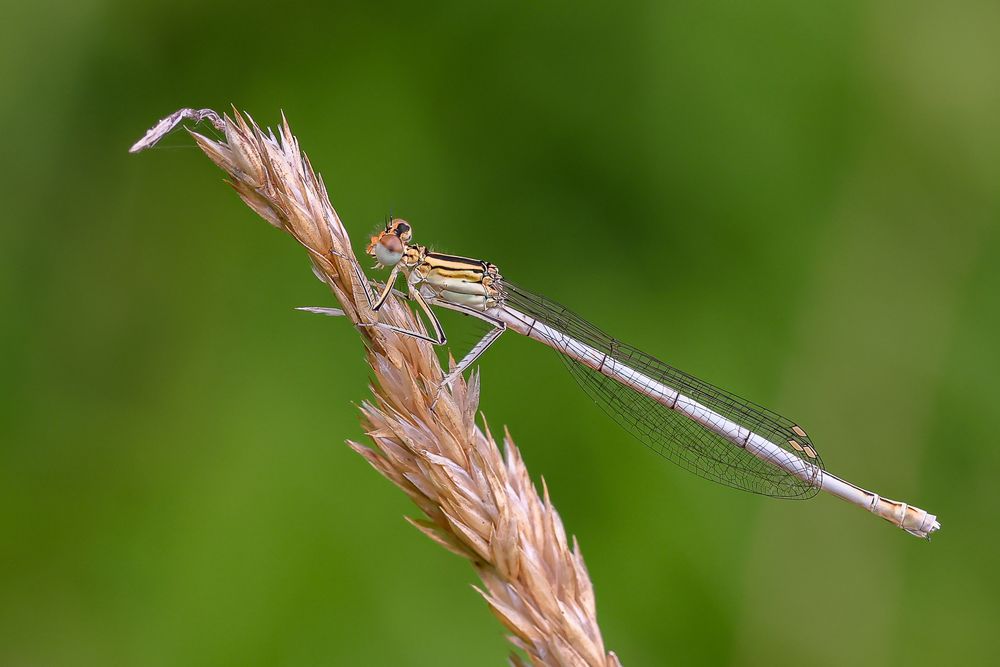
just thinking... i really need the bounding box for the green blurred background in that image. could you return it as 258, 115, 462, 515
3, 1, 999, 665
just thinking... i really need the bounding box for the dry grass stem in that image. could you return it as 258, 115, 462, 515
132, 108, 621, 667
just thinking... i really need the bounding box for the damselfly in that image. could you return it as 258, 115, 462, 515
312, 218, 939, 539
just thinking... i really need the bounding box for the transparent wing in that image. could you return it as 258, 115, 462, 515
504, 283, 823, 499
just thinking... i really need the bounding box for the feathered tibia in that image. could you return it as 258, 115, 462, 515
131, 108, 621, 667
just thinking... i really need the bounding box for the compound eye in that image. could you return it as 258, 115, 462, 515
380, 234, 403, 253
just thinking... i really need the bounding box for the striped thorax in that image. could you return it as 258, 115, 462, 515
367, 218, 503, 310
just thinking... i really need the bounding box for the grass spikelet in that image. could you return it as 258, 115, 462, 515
132, 107, 621, 667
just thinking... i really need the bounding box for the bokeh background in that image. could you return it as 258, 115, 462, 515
3, 1, 999, 665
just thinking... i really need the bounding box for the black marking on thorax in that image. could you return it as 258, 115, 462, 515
424, 251, 489, 272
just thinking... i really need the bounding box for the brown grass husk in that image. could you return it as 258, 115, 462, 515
134, 108, 621, 667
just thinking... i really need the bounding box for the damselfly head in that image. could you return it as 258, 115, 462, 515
387, 218, 413, 243
366, 218, 413, 267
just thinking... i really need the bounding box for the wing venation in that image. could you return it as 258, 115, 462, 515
504, 282, 823, 499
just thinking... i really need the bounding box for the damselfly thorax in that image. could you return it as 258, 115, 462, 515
407, 247, 504, 311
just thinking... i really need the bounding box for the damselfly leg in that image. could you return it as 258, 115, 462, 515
302, 296, 505, 405
357, 284, 448, 347
306, 244, 504, 394
429, 302, 506, 405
